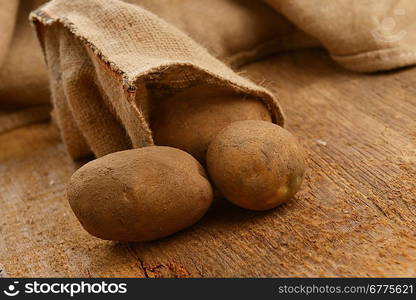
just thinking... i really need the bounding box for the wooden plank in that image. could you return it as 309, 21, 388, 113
0, 125, 145, 277
0, 49, 415, 277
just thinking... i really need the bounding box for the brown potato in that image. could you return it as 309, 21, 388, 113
206, 120, 305, 211
150, 84, 272, 163
67, 146, 213, 241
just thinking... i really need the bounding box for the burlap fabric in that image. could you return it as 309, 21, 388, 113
30, 0, 286, 160
0, 0, 415, 158
1, 0, 415, 278
266, 0, 416, 72
0, 0, 49, 108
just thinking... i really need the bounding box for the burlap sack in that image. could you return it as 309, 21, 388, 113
2, 0, 416, 159
128, 0, 319, 68
1, 0, 317, 110
130, 0, 416, 72
30, 0, 285, 160
3, 0, 416, 110
266, 0, 416, 72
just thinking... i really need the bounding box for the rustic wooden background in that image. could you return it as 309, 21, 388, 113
1, 49, 415, 277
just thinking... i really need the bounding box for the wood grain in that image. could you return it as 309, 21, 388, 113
0, 49, 415, 277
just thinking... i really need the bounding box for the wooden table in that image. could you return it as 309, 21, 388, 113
1, 49, 415, 277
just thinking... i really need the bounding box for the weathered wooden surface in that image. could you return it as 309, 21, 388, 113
0, 49, 415, 277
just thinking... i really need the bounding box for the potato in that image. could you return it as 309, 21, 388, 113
67, 146, 213, 241
206, 120, 305, 211
150, 84, 272, 163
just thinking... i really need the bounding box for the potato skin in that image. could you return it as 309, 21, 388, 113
150, 85, 272, 163
67, 146, 213, 241
206, 120, 305, 211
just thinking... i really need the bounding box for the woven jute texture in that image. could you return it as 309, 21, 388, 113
30, 0, 286, 160
1, 51, 415, 277
124, 0, 319, 68
26, 0, 416, 159
1, 0, 416, 277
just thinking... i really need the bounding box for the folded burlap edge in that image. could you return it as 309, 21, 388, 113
332, 47, 416, 72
